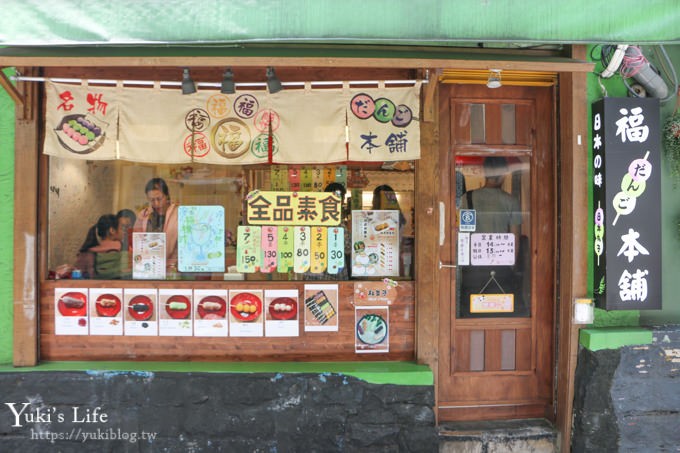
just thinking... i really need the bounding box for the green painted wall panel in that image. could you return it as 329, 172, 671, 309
0, 0, 678, 46
0, 68, 14, 365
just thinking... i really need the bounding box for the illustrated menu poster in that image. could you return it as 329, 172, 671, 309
178, 205, 225, 273
193, 289, 229, 337
158, 288, 193, 337
132, 232, 166, 280
353, 281, 398, 306
351, 210, 400, 277
54, 287, 89, 335
303, 284, 339, 332
123, 288, 158, 336
355, 306, 389, 354
89, 287, 123, 336
264, 289, 300, 337
229, 289, 264, 337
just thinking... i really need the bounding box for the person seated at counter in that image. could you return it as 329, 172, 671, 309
133, 177, 179, 273
74, 214, 124, 279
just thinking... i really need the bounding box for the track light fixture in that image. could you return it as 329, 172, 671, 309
220, 68, 235, 94
266, 67, 283, 94
486, 69, 502, 89
181, 68, 196, 95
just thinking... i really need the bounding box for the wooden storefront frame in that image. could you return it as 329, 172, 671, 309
7, 49, 591, 450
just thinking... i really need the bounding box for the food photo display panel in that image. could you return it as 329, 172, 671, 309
193, 289, 229, 337
355, 306, 389, 354
158, 288, 193, 336
123, 288, 158, 336
54, 287, 89, 335
264, 289, 300, 337
228, 289, 264, 337
89, 287, 123, 336
303, 284, 339, 332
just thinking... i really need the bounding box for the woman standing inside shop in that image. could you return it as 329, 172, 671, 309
134, 177, 179, 273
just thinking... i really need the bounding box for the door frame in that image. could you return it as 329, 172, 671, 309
413, 46, 589, 452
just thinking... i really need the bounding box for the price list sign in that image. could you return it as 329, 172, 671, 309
277, 226, 294, 272
310, 227, 328, 273
261, 226, 278, 273
236, 226, 262, 273
327, 227, 345, 275
293, 226, 311, 273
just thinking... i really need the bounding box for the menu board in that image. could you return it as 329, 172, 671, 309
178, 205, 225, 273
264, 289, 299, 337
89, 287, 123, 336
351, 210, 400, 277
303, 284, 339, 332
132, 232, 166, 280
54, 287, 89, 335
123, 288, 158, 336
158, 289, 193, 336
229, 289, 264, 337
327, 227, 345, 275
309, 227, 328, 274
193, 289, 229, 337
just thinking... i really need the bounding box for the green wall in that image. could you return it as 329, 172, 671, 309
0, 68, 15, 365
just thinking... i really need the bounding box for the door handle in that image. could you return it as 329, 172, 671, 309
439, 261, 456, 270
439, 201, 445, 246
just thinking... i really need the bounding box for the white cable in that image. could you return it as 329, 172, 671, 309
600, 44, 628, 78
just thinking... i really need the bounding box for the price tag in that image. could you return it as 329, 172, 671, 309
288, 166, 301, 192
311, 166, 324, 191
271, 165, 289, 191
310, 227, 328, 274
327, 227, 345, 274
261, 226, 278, 273
300, 166, 314, 192
293, 226, 311, 273
323, 166, 335, 188
277, 226, 294, 272
335, 165, 347, 186
236, 225, 261, 273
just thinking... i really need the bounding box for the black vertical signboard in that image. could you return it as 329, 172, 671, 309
592, 97, 662, 310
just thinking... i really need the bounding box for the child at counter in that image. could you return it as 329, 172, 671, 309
74, 214, 124, 279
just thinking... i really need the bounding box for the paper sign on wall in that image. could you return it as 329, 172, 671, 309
303, 284, 339, 332
194, 289, 229, 337
327, 227, 345, 275
261, 226, 278, 273
264, 289, 299, 337
89, 288, 123, 336
355, 307, 389, 354
54, 288, 89, 335
277, 226, 294, 272
158, 288, 193, 336
294, 226, 311, 273
229, 289, 264, 337
309, 227, 328, 274
123, 288, 158, 336
237, 225, 262, 273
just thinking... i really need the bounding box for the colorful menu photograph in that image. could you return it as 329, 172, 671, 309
178, 205, 225, 273
303, 284, 339, 332
89, 287, 123, 336
158, 288, 193, 336
193, 289, 229, 337
264, 289, 299, 337
355, 306, 389, 353
351, 210, 400, 277
54, 287, 89, 335
123, 288, 158, 336
229, 289, 264, 337
132, 232, 166, 279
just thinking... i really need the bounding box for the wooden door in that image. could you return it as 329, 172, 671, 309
437, 84, 556, 421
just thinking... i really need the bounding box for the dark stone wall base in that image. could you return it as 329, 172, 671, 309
572, 325, 680, 452
0, 371, 437, 452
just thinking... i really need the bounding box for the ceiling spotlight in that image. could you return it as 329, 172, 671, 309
486, 69, 502, 89
266, 67, 283, 94
221, 68, 235, 94
181, 68, 196, 95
